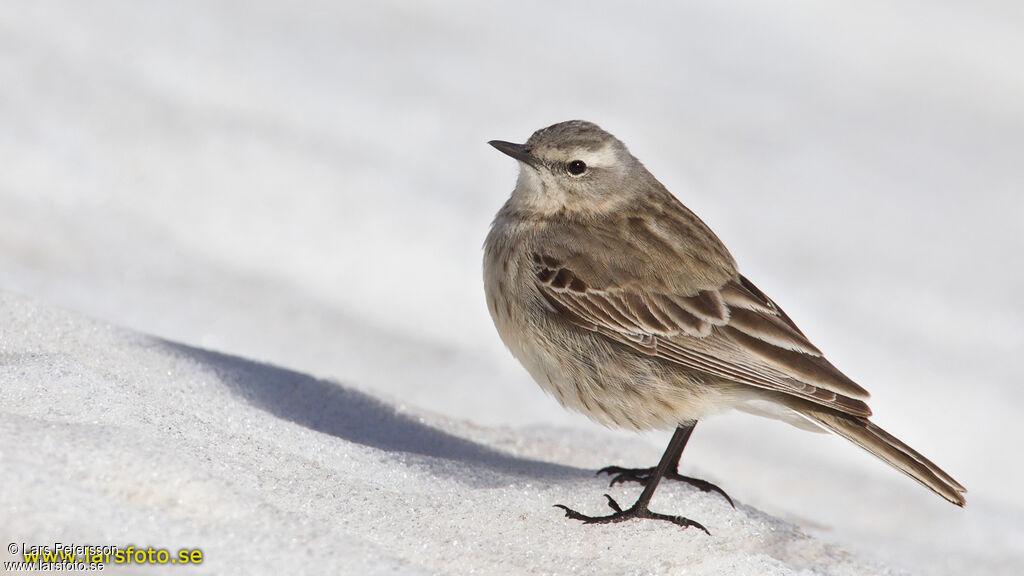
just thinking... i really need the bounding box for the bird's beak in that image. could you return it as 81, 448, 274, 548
488, 140, 540, 168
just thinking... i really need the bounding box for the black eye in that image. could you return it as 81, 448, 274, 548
567, 160, 587, 176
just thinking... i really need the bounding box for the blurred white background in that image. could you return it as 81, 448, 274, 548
2, 1, 1022, 573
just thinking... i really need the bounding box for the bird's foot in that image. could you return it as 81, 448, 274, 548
596, 465, 735, 508
554, 494, 709, 534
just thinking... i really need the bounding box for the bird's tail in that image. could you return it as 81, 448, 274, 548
794, 402, 966, 506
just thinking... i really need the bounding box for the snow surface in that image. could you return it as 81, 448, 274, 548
2, 1, 1022, 574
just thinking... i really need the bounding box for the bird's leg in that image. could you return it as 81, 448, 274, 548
555, 424, 710, 534
596, 422, 735, 507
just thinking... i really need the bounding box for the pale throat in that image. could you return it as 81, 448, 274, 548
510, 142, 623, 216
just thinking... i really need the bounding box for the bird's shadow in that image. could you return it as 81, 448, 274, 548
158, 341, 582, 487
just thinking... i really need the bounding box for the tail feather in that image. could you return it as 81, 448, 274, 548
797, 404, 966, 506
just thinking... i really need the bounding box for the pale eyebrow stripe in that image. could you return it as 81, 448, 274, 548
570, 143, 616, 168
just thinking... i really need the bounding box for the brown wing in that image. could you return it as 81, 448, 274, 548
532, 247, 873, 418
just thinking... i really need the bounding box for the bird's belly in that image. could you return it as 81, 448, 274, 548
494, 309, 722, 430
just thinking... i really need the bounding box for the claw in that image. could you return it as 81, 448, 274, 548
554, 504, 590, 522
608, 472, 645, 487
552, 500, 710, 534
676, 474, 736, 509
603, 494, 623, 513
652, 512, 710, 535
596, 465, 735, 508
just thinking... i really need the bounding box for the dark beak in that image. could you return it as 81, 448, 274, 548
488, 140, 540, 168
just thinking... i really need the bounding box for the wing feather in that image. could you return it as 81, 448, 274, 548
533, 249, 871, 417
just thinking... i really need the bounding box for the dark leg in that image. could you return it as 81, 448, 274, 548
597, 422, 734, 507
555, 424, 710, 534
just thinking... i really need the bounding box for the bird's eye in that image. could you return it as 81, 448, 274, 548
566, 160, 587, 176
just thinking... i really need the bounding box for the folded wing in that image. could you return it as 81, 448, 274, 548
533, 249, 872, 418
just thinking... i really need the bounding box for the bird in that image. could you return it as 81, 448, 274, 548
482, 120, 966, 533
